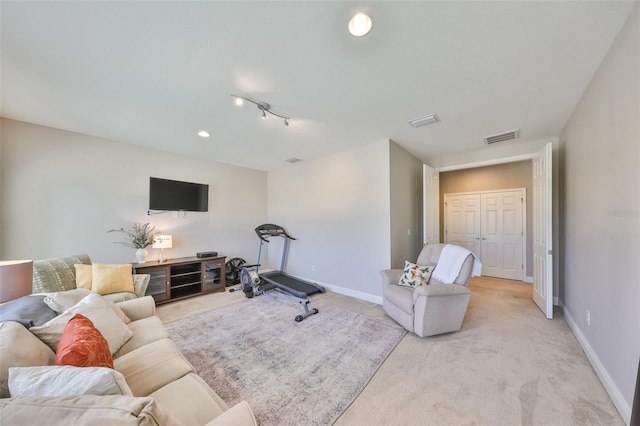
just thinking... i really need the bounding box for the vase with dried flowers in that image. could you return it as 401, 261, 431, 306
108, 222, 156, 263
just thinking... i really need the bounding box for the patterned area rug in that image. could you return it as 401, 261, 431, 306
166, 296, 405, 425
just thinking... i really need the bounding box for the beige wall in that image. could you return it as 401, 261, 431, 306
267, 141, 391, 302
0, 119, 268, 264
389, 141, 424, 268
439, 161, 533, 277
559, 3, 639, 422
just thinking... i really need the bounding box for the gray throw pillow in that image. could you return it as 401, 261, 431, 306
0, 296, 57, 327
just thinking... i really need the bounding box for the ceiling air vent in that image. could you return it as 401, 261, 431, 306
408, 113, 440, 128
483, 129, 519, 145
285, 157, 302, 163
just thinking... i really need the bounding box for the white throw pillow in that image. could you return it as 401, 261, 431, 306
30, 293, 133, 355
8, 365, 132, 397
44, 288, 131, 324
43, 288, 92, 313
397, 261, 434, 287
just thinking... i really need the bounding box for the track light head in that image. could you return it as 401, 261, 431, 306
231, 94, 291, 126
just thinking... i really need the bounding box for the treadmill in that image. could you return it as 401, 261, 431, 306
254, 224, 325, 298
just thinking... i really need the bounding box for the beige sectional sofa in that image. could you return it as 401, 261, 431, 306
0, 296, 256, 425
0, 254, 256, 425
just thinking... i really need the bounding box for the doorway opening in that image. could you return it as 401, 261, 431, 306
444, 189, 526, 281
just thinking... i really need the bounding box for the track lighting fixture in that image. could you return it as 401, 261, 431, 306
232, 95, 291, 127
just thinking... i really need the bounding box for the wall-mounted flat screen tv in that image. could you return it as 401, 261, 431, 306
149, 177, 209, 212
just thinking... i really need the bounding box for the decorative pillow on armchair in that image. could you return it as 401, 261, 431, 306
397, 261, 434, 288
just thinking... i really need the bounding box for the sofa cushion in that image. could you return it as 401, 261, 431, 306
32, 254, 92, 294
0, 321, 56, 398
55, 313, 113, 368
91, 263, 135, 296
0, 395, 183, 426
102, 291, 137, 303
0, 295, 58, 327
150, 373, 227, 425
206, 401, 257, 426
382, 282, 415, 314
114, 338, 194, 396
8, 365, 132, 398
114, 316, 169, 358
30, 292, 133, 355
397, 261, 434, 288
115, 296, 156, 322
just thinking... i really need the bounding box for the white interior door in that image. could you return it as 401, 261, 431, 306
533, 143, 553, 318
481, 191, 524, 280
423, 165, 440, 245
444, 194, 481, 255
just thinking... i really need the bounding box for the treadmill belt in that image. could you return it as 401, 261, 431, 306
261, 273, 321, 298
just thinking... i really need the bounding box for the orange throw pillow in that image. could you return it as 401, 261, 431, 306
55, 313, 113, 369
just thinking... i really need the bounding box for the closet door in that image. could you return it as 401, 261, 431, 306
481, 191, 523, 280
444, 193, 481, 256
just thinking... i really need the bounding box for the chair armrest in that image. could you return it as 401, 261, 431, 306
412, 283, 470, 303
132, 274, 150, 298
204, 401, 257, 426
116, 296, 156, 321
380, 269, 403, 286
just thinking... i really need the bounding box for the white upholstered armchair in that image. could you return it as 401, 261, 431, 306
380, 243, 480, 337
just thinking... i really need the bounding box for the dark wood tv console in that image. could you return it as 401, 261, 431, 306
132, 256, 226, 304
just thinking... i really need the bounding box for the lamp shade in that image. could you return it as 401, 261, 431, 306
153, 235, 173, 249
0, 260, 33, 303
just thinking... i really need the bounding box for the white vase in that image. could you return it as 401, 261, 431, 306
135, 248, 148, 263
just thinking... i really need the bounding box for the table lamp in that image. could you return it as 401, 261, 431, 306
153, 235, 173, 263
0, 260, 33, 303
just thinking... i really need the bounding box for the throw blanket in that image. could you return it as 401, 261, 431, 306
432, 244, 482, 284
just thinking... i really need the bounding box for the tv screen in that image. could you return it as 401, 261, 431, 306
149, 177, 209, 212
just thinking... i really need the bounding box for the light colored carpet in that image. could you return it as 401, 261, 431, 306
157, 277, 623, 425
164, 295, 406, 426
334, 277, 623, 426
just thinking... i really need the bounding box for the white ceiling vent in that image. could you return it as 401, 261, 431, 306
484, 129, 519, 145
408, 113, 440, 128
285, 157, 302, 163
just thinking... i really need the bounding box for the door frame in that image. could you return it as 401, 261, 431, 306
444, 188, 527, 280
423, 164, 440, 245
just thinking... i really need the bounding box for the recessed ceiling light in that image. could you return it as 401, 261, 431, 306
197, 130, 211, 138
349, 12, 374, 37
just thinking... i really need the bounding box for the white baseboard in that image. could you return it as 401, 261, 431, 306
563, 307, 631, 424
523, 275, 533, 283
286, 274, 383, 305
321, 281, 383, 305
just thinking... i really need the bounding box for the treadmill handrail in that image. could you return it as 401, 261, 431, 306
254, 223, 297, 242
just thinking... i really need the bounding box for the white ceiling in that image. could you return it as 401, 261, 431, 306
1, 1, 635, 171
